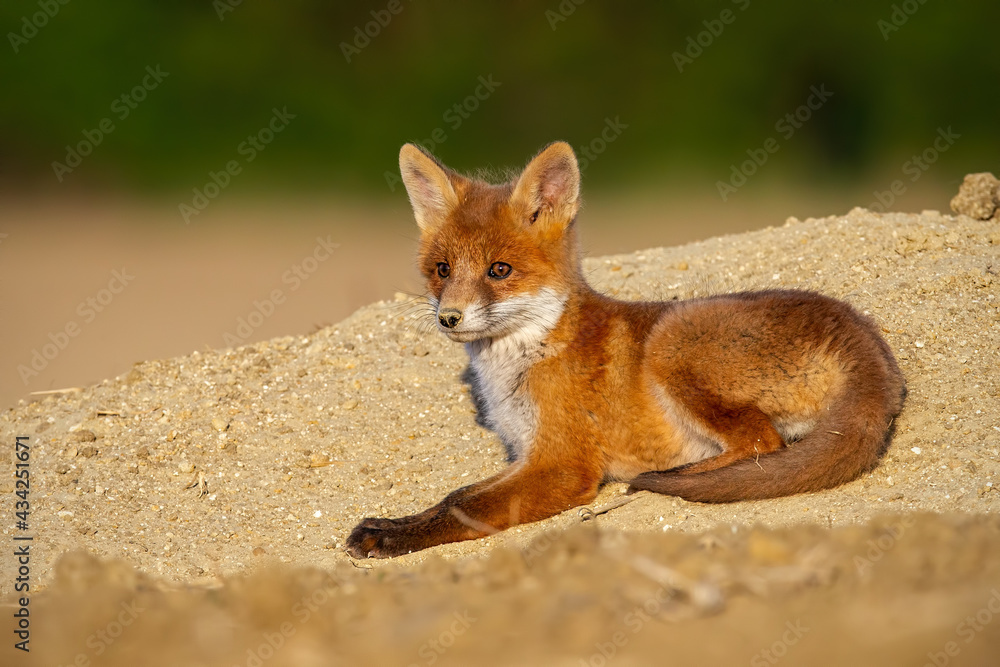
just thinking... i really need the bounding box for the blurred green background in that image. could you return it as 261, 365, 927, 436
2, 0, 997, 198
2, 0, 999, 409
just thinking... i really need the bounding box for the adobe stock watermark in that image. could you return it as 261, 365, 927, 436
384, 75, 502, 191
923, 589, 1000, 667
18, 268, 135, 385
179, 106, 296, 224
579, 585, 674, 666
54, 599, 145, 667
222, 236, 338, 347
577, 117, 628, 174
878, 0, 931, 41
340, 0, 413, 63
716, 83, 834, 201
853, 515, 916, 576
749, 620, 810, 666
866, 126, 959, 213
673, 0, 751, 73
545, 0, 586, 30
235, 580, 339, 667
406, 610, 477, 667
7, 0, 71, 54
213, 0, 243, 21
521, 527, 563, 568
580, 552, 724, 667
52, 65, 170, 183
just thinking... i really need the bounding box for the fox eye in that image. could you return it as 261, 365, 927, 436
436, 262, 451, 278
489, 262, 512, 279
528, 209, 540, 224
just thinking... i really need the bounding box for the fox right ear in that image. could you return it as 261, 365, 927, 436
399, 144, 460, 233
512, 142, 581, 229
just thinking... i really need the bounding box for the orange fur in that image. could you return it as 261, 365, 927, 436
345, 143, 905, 558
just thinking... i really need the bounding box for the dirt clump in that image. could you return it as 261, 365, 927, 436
950, 171, 999, 220
7, 515, 1000, 667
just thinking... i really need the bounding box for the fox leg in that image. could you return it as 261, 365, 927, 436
345, 460, 601, 559
674, 403, 786, 474
632, 370, 787, 494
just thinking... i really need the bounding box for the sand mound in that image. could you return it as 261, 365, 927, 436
2, 199, 998, 665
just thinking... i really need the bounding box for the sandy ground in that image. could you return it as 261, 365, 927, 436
0, 181, 954, 412
2, 196, 999, 665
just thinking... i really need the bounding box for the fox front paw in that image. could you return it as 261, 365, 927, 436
344, 516, 425, 559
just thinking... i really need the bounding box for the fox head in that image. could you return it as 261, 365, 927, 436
399, 142, 584, 343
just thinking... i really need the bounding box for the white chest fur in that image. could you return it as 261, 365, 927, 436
464, 288, 566, 460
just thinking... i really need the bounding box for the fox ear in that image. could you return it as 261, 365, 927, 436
512, 141, 580, 228
399, 144, 460, 233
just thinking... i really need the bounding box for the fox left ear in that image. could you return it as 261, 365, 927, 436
512, 142, 580, 230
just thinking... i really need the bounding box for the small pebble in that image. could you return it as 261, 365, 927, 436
309, 453, 331, 468
73, 430, 97, 443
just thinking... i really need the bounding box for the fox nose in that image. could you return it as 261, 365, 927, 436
438, 308, 463, 329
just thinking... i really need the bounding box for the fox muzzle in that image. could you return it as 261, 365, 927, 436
438, 308, 463, 329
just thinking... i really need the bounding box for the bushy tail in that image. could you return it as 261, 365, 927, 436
628, 383, 906, 503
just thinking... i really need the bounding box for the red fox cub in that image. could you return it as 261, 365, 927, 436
345, 142, 905, 559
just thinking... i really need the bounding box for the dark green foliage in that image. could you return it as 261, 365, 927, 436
1, 1, 997, 194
